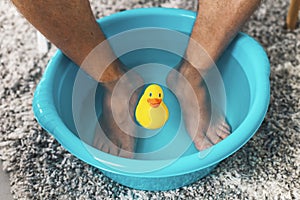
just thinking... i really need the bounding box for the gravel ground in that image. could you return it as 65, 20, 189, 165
0, 0, 299, 199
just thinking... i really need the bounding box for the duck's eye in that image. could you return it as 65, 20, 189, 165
149, 92, 152, 97
159, 93, 161, 98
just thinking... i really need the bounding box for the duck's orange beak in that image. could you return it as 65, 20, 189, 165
147, 98, 162, 108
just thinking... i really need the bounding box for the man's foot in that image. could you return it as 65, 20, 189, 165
167, 62, 231, 151
93, 70, 142, 158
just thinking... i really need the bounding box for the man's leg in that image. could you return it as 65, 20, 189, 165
11, 0, 122, 82
12, 0, 138, 158
168, 0, 262, 150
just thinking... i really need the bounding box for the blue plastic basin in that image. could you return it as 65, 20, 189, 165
33, 8, 270, 191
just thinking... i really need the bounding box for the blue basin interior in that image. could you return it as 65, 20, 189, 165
33, 8, 269, 190
54, 46, 251, 160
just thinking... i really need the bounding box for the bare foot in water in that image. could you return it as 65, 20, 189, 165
167, 61, 231, 151
93, 68, 142, 158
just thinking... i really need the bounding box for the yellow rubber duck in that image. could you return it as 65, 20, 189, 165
135, 84, 169, 129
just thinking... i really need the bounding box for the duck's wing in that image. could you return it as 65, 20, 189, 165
135, 101, 151, 128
